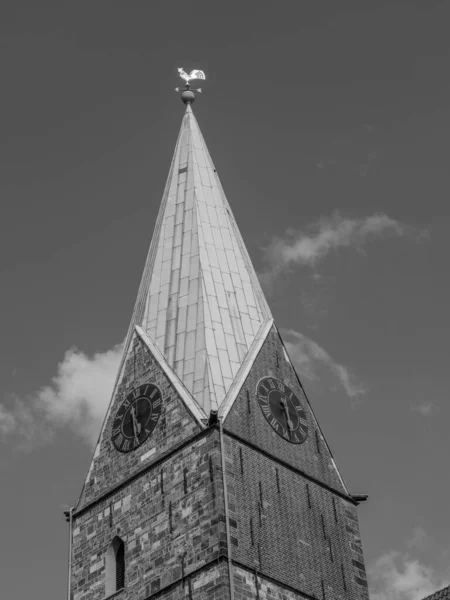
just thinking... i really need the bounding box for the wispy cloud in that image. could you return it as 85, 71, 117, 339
264, 213, 404, 282
411, 402, 436, 417
406, 527, 430, 552
0, 344, 123, 449
282, 329, 366, 398
369, 551, 448, 600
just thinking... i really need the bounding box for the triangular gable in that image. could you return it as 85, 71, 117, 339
223, 324, 350, 496
76, 327, 204, 510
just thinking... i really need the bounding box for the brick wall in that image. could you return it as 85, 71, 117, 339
78, 333, 202, 509
223, 435, 368, 600
224, 326, 347, 494
223, 325, 369, 600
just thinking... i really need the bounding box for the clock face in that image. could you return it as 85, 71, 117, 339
112, 383, 162, 453
256, 376, 308, 444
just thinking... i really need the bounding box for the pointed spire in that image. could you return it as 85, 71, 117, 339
127, 104, 272, 414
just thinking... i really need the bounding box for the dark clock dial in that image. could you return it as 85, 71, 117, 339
256, 376, 308, 444
112, 383, 162, 453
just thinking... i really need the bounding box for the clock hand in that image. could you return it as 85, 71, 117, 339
130, 406, 140, 444
280, 396, 294, 432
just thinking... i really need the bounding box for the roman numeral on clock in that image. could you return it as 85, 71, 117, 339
114, 433, 124, 447
270, 417, 279, 431
261, 405, 271, 416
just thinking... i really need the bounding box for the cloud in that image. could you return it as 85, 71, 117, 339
282, 329, 366, 398
0, 343, 123, 449
406, 527, 429, 552
369, 551, 448, 600
0, 404, 17, 435
411, 402, 436, 417
264, 213, 404, 280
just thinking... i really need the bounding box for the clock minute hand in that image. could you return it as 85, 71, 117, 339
130, 406, 140, 444
280, 397, 294, 432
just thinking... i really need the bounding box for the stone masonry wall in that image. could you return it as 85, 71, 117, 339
78, 333, 202, 509
71, 429, 227, 600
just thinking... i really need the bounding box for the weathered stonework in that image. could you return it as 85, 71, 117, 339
78, 333, 202, 510
72, 427, 226, 600
71, 327, 369, 600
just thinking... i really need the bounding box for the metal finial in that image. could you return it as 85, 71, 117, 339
175, 67, 205, 104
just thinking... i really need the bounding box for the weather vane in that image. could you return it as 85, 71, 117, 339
175, 67, 206, 104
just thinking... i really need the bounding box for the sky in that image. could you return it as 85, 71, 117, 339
1, 2, 449, 599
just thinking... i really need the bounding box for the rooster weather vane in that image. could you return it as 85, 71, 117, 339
175, 68, 206, 104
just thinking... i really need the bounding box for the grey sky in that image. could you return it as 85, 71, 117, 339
1, 2, 449, 599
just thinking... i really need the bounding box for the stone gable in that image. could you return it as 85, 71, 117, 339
77, 332, 202, 510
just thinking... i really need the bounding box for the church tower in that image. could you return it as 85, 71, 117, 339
68, 84, 369, 600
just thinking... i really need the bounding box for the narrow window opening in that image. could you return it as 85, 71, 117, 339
315, 430, 321, 454
321, 514, 327, 540
246, 390, 251, 414
306, 483, 311, 509
169, 501, 173, 533
105, 536, 125, 596
183, 467, 188, 494
332, 497, 338, 523
254, 569, 260, 600
341, 564, 347, 592
239, 447, 244, 474
209, 456, 214, 481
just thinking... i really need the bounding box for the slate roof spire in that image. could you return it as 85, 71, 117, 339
127, 101, 272, 415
